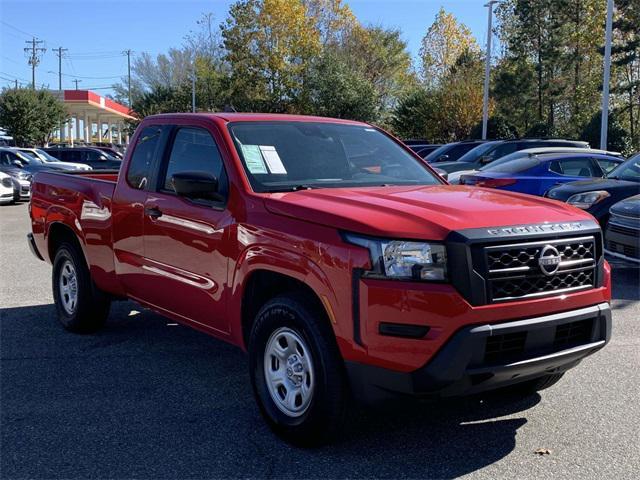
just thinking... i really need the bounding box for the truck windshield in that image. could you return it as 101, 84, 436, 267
229, 122, 441, 192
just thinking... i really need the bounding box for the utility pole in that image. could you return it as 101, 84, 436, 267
600, 0, 614, 150
481, 1, 498, 140
14, 79, 18, 89
191, 70, 196, 113
123, 49, 132, 107
24, 37, 46, 89
55, 47, 68, 90
73, 79, 81, 90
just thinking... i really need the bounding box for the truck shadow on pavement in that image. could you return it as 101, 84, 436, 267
2, 301, 539, 479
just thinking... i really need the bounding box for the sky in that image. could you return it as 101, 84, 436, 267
0, 0, 491, 99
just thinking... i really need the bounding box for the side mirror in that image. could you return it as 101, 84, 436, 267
12, 160, 24, 167
172, 171, 224, 202
479, 155, 492, 165
436, 154, 449, 162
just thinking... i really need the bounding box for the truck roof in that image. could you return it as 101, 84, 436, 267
143, 112, 369, 126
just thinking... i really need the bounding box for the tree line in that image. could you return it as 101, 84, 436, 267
112, 0, 638, 153
1, 0, 636, 151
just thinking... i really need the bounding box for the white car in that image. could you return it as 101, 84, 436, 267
15, 148, 92, 171
0, 171, 16, 205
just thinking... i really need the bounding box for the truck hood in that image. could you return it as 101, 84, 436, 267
263, 185, 591, 239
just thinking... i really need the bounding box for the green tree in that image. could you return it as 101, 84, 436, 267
221, 0, 321, 112
581, 111, 632, 154
391, 88, 439, 140
495, 0, 605, 135
0, 88, 67, 146
306, 52, 377, 121
469, 115, 520, 140
611, 0, 640, 149
525, 121, 556, 138
419, 7, 480, 85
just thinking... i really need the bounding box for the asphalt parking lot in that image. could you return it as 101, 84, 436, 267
1, 201, 639, 479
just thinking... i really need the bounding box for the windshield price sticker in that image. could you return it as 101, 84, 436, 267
260, 145, 287, 174
241, 145, 268, 174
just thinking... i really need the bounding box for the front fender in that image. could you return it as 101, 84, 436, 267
229, 244, 342, 350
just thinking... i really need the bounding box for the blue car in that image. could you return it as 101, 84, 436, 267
459, 152, 624, 196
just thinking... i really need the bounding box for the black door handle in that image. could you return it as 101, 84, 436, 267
145, 206, 162, 219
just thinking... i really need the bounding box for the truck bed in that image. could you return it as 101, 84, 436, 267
30, 169, 122, 295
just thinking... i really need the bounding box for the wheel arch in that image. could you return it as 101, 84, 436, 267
47, 221, 89, 268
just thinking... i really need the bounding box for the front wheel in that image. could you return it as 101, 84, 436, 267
52, 242, 111, 333
248, 294, 349, 446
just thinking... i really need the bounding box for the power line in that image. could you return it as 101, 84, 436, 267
47, 71, 122, 80
72, 79, 82, 90
0, 71, 31, 83
0, 20, 37, 39
24, 37, 46, 89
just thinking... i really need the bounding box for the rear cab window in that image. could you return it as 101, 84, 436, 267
126, 126, 163, 190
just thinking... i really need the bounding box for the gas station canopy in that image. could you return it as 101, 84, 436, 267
52, 90, 135, 145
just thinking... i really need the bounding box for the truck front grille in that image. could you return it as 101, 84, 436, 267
483, 236, 596, 302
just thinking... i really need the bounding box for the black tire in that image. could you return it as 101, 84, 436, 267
248, 294, 349, 446
52, 242, 110, 333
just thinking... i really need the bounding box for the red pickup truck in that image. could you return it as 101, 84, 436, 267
28, 113, 612, 445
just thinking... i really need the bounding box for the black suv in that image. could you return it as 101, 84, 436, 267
43, 147, 121, 170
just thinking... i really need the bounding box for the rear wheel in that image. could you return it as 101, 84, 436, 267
52, 242, 110, 333
248, 294, 349, 446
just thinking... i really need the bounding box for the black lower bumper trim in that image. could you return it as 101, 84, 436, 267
346, 302, 611, 403
27, 233, 44, 261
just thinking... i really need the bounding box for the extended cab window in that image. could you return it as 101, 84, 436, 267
229, 121, 440, 192
127, 126, 162, 189
162, 127, 226, 195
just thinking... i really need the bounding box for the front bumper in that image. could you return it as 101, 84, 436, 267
346, 302, 611, 403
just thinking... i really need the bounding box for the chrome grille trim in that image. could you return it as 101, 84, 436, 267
483, 236, 596, 302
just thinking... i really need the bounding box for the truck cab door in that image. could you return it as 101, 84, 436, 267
139, 124, 233, 336
111, 125, 166, 297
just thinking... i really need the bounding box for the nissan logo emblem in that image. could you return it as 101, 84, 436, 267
538, 245, 562, 276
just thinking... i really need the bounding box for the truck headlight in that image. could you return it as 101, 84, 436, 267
343, 234, 447, 281
567, 190, 610, 209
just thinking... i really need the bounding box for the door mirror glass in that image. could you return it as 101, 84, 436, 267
12, 160, 24, 167
479, 155, 492, 165
437, 154, 449, 162
172, 171, 223, 202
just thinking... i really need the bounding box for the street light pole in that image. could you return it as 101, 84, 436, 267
481, 1, 498, 140
600, 0, 614, 150
192, 70, 196, 113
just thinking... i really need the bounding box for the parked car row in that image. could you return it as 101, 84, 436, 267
0, 145, 122, 205
47, 142, 126, 159
405, 137, 639, 263
42, 146, 122, 170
